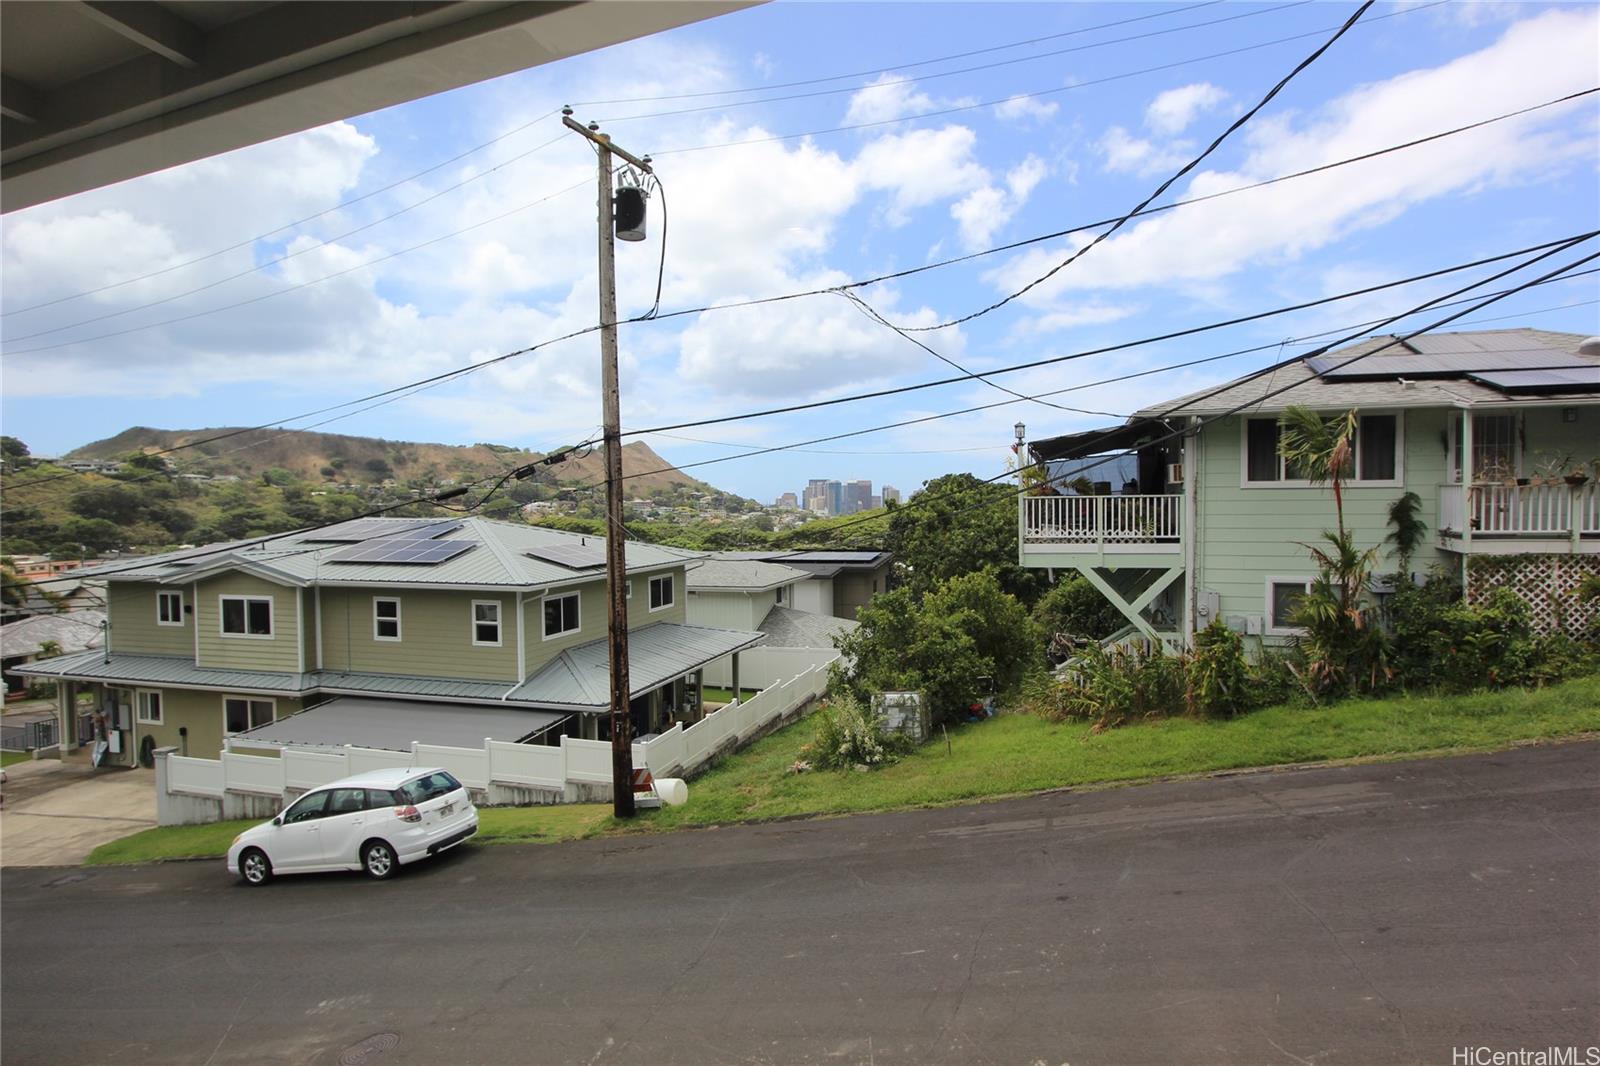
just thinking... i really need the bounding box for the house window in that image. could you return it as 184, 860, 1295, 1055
220, 595, 273, 637
1267, 578, 1313, 633
223, 696, 275, 734
543, 592, 580, 639
135, 690, 163, 725
1243, 414, 1400, 486
373, 597, 401, 642
649, 574, 674, 611
156, 591, 184, 626
472, 601, 502, 646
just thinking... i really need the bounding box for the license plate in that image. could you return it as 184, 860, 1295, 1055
440, 803, 453, 817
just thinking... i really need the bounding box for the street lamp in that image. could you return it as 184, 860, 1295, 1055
1014, 421, 1026, 444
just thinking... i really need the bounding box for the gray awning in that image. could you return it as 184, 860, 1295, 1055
234, 696, 569, 752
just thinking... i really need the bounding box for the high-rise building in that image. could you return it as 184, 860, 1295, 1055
882, 485, 902, 505
776, 492, 799, 510
844, 480, 873, 514
803, 479, 837, 515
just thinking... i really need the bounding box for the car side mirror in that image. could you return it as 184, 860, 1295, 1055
272, 816, 283, 827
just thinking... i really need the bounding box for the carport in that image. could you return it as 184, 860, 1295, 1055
229, 696, 570, 753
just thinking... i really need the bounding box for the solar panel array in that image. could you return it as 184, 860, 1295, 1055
303, 518, 461, 543
1306, 338, 1590, 383
525, 543, 606, 570
327, 538, 475, 565
1464, 367, 1600, 393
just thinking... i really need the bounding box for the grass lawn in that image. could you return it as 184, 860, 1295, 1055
84, 674, 1600, 865
1, 750, 31, 768
700, 686, 762, 704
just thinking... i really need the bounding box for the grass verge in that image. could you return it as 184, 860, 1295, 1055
85, 674, 1600, 865
1, 750, 31, 768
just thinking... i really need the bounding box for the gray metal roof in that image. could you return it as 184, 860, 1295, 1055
1133, 329, 1598, 418
73, 517, 694, 590
510, 622, 762, 708
0, 611, 105, 658
684, 558, 810, 592
234, 696, 569, 751
757, 605, 856, 649
12, 651, 306, 692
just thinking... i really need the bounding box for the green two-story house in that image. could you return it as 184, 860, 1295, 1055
20, 518, 760, 766
1019, 328, 1600, 650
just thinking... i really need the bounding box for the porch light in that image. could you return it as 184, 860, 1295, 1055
1014, 422, 1026, 443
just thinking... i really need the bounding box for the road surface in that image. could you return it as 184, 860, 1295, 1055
3, 742, 1596, 1065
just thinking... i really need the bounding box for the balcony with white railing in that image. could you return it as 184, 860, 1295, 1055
1021, 493, 1183, 560
1438, 481, 1600, 554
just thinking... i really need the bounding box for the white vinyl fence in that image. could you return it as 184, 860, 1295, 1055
162, 663, 830, 821
699, 645, 839, 689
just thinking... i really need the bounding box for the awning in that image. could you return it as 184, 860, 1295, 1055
234, 696, 569, 751
1030, 419, 1166, 462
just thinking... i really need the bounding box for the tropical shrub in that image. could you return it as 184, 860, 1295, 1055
1289, 529, 1392, 697
1030, 641, 1187, 731
805, 691, 914, 771
1032, 576, 1124, 660
1185, 621, 1250, 718
1389, 584, 1593, 692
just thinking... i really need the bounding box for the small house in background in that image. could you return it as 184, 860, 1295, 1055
1, 610, 105, 698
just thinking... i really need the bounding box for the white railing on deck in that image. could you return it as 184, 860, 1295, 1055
1023, 494, 1181, 550
169, 664, 829, 812
1443, 482, 1600, 537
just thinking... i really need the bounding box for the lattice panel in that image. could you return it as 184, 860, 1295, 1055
1467, 554, 1600, 639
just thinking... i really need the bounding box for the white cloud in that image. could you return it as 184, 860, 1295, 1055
992, 7, 1600, 300
1097, 126, 1192, 176
951, 155, 1048, 251
844, 74, 939, 126
853, 126, 991, 223
1145, 83, 1229, 135
994, 94, 1060, 124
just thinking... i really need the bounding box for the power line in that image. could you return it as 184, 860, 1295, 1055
595, 2, 1310, 123
2, 110, 564, 319
899, 0, 1375, 333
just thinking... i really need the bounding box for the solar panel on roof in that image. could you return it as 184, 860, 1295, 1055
327, 539, 475, 564
525, 544, 606, 570
1465, 367, 1600, 393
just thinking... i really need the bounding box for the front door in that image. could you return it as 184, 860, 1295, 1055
274, 791, 330, 870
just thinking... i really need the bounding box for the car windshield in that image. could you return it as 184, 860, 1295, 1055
397, 772, 460, 804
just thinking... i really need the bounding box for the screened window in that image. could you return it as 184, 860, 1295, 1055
135, 690, 163, 725
1244, 414, 1399, 485
224, 697, 274, 734
543, 592, 580, 639
156, 591, 184, 626
220, 596, 273, 637
472, 601, 502, 646
373, 597, 401, 641
1269, 580, 1311, 631
775, 585, 786, 606
649, 575, 674, 611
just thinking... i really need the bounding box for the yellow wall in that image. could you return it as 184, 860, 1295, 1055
318, 586, 519, 682
195, 573, 301, 673
106, 582, 191, 656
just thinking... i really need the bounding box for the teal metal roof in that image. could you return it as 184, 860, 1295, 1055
13, 651, 306, 693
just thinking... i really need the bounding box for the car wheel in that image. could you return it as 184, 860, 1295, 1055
239, 848, 273, 886
361, 840, 398, 881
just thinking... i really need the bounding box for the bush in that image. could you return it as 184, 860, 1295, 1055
805, 691, 914, 771
1389, 583, 1592, 692
1185, 621, 1249, 719
1032, 577, 1124, 659
1030, 642, 1186, 731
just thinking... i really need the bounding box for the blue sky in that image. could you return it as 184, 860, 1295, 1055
3, 1, 1597, 504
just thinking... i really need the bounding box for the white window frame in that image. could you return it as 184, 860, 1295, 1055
471, 600, 503, 647
1449, 410, 1521, 484
649, 574, 675, 613
542, 591, 581, 641
155, 590, 184, 627
1265, 576, 1314, 636
135, 689, 163, 725
1239, 412, 1403, 489
372, 596, 402, 642
218, 594, 274, 639
222, 695, 276, 736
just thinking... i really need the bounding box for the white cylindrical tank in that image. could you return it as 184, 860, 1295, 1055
654, 778, 688, 806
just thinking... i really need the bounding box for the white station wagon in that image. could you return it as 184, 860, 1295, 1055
227, 767, 479, 885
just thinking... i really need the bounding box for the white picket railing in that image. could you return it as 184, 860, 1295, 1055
1441, 482, 1600, 538
170, 663, 829, 812
1022, 494, 1181, 551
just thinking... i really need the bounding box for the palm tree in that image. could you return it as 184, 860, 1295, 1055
1275, 407, 1358, 538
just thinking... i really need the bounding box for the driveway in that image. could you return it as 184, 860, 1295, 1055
2, 741, 1596, 1064
0, 760, 155, 866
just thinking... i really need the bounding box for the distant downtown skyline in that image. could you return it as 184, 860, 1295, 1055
785, 479, 900, 516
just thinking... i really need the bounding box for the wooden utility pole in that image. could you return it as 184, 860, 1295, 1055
564, 112, 652, 818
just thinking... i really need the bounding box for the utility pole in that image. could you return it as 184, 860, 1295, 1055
563, 111, 652, 819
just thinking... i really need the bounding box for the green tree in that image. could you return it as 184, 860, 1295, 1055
58, 517, 127, 552
70, 484, 145, 524
1032, 576, 1123, 645
885, 473, 1045, 604
1, 436, 30, 463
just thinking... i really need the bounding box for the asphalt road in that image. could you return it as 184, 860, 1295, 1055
4, 742, 1597, 1066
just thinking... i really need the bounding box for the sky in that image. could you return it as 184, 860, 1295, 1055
2, 0, 1597, 504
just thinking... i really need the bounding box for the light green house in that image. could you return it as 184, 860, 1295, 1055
1019, 329, 1600, 649
19, 518, 762, 766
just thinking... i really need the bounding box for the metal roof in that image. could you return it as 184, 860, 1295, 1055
13, 650, 306, 692
72, 517, 694, 590
511, 622, 762, 709
756, 605, 856, 649
685, 559, 811, 592
1133, 329, 1598, 418
234, 697, 568, 752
